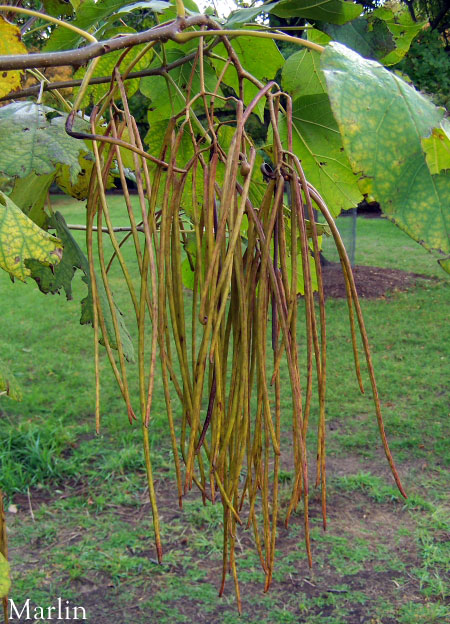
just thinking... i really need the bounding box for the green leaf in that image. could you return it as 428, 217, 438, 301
316, 10, 419, 64
286, 251, 318, 295
43, 0, 74, 17
25, 212, 135, 362
114, 0, 169, 15
322, 42, 450, 268
0, 191, 62, 282
181, 256, 195, 290
44, 0, 132, 51
9, 172, 55, 229
211, 37, 284, 122
0, 552, 10, 599
225, 3, 278, 28
372, 6, 426, 65
0, 103, 87, 183
141, 44, 221, 125
282, 47, 327, 98
181, 232, 207, 290
0, 359, 22, 401
319, 17, 396, 61
421, 120, 450, 175
270, 0, 362, 25
74, 28, 153, 108
144, 119, 201, 216
438, 257, 450, 273
273, 94, 362, 215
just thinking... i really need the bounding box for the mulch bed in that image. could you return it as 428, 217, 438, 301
321, 263, 434, 299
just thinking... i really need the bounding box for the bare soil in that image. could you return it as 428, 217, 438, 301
8, 456, 435, 624
321, 263, 435, 300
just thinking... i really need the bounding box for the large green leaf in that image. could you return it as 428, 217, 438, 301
322, 42, 450, 271
0, 103, 87, 184
0, 359, 22, 401
25, 212, 134, 362
211, 37, 284, 122
270, 0, 362, 25
273, 94, 362, 215
0, 191, 62, 281
0, 552, 10, 599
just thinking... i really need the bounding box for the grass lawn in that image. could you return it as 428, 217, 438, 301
0, 195, 449, 623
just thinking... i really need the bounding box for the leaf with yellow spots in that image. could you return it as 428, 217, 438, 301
322, 43, 450, 272
0, 191, 62, 281
0, 358, 22, 402
0, 16, 27, 99
421, 120, 450, 176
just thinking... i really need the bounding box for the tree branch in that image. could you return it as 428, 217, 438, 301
0, 15, 211, 70
0, 49, 201, 102
430, 0, 450, 31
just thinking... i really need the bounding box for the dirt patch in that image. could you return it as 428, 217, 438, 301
321, 263, 434, 299
7, 470, 435, 624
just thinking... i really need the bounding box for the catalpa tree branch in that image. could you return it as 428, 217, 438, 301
0, 51, 201, 102
0, 14, 211, 71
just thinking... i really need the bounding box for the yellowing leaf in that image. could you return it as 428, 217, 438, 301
322, 43, 450, 268
55, 151, 113, 200
421, 120, 450, 175
9, 172, 55, 229
0, 16, 27, 99
0, 191, 62, 281
0, 552, 10, 599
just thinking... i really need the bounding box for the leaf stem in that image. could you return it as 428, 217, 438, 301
175, 0, 186, 19
175, 29, 324, 53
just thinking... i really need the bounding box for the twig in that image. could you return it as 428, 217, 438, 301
65, 224, 145, 233
27, 487, 35, 523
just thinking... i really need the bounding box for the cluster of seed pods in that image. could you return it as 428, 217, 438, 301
70, 44, 405, 610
